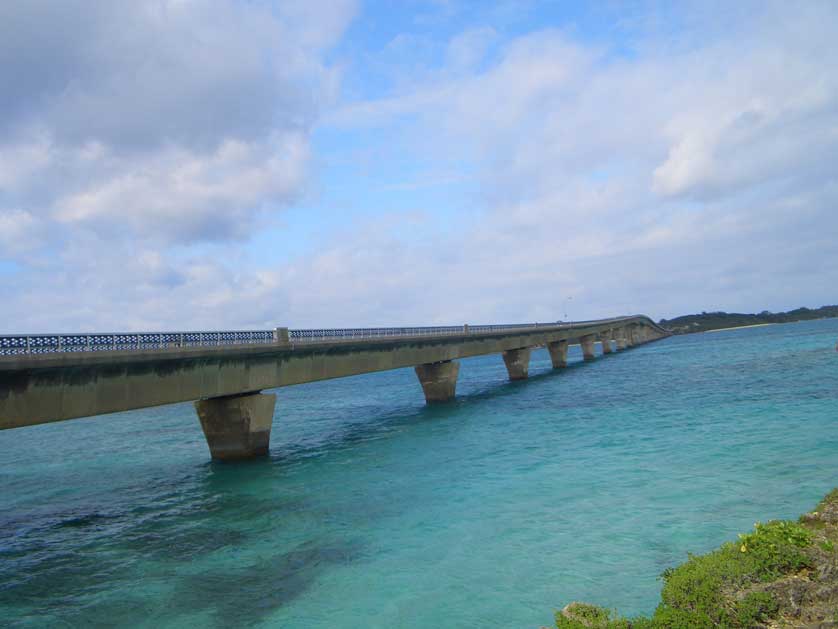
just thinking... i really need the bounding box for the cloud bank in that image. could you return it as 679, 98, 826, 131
1, 0, 836, 332
0, 0, 355, 248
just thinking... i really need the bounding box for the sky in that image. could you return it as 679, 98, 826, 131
1, 0, 837, 332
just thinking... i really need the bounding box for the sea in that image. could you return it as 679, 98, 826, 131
2, 318, 837, 628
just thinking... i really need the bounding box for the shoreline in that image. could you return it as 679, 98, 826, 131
553, 488, 838, 628
702, 322, 777, 333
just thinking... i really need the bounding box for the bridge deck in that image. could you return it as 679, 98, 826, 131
0, 316, 668, 431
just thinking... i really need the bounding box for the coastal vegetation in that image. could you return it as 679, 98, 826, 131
658, 305, 838, 335
554, 489, 838, 628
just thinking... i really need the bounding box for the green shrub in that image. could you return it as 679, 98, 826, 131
648, 605, 716, 629
737, 520, 812, 580
734, 591, 778, 627
647, 520, 811, 628
653, 544, 747, 628
555, 503, 823, 629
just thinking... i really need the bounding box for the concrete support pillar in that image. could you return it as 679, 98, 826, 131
502, 347, 532, 380
414, 360, 460, 403
614, 328, 627, 350
601, 332, 613, 354
546, 340, 568, 368
195, 392, 276, 460
579, 335, 596, 361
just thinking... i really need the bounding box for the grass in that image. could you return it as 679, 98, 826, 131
554, 491, 838, 629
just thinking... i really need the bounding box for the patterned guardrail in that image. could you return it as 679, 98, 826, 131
287, 322, 550, 342
0, 317, 648, 357
0, 330, 276, 356
289, 325, 465, 341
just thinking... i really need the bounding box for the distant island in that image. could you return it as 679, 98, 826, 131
658, 305, 838, 335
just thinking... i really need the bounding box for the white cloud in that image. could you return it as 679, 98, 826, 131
52, 132, 309, 243
317, 2, 838, 321
446, 27, 498, 71
0, 209, 44, 257
0, 0, 355, 247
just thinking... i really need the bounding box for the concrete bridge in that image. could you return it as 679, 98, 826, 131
0, 316, 669, 460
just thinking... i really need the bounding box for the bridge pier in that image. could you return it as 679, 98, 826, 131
616, 333, 628, 350
503, 348, 531, 380
194, 392, 276, 460
547, 340, 568, 368
601, 332, 613, 354
579, 335, 596, 361
415, 360, 459, 403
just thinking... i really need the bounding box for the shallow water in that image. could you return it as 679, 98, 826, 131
2, 319, 838, 628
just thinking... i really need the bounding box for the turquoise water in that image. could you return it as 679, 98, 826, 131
2, 319, 838, 628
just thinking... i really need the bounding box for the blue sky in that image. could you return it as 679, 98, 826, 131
1, 1, 836, 332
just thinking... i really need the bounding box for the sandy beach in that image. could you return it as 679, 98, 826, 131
703, 323, 777, 333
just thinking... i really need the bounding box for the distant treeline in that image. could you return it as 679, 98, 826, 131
658, 305, 838, 335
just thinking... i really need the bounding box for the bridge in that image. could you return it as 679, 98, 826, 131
0, 316, 669, 460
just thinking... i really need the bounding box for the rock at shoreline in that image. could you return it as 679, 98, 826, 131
557, 602, 628, 628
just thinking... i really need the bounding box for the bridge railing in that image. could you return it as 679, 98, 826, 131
290, 325, 464, 342
0, 330, 276, 356
0, 316, 647, 356
287, 322, 558, 343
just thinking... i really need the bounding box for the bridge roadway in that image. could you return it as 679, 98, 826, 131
0, 315, 669, 460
